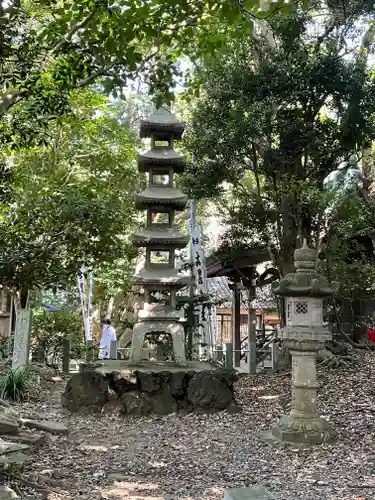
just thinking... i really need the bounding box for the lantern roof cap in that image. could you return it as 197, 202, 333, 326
294, 239, 316, 272
140, 106, 185, 139
134, 186, 188, 210
272, 240, 339, 298
137, 148, 186, 172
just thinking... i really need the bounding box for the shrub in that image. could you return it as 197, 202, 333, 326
31, 308, 84, 364
0, 366, 31, 401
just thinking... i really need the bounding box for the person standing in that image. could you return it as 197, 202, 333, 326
99, 318, 117, 359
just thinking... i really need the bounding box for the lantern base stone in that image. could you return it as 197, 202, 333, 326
271, 414, 334, 444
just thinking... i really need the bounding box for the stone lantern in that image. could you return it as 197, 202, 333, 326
270, 240, 338, 444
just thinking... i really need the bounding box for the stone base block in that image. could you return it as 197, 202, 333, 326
271, 414, 335, 444
224, 487, 275, 499
62, 362, 239, 415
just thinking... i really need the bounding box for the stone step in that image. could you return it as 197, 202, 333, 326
224, 487, 275, 500
1, 432, 46, 448
0, 417, 19, 435
0, 485, 19, 499
19, 419, 68, 435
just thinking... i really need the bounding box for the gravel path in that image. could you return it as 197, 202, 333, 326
7, 351, 375, 499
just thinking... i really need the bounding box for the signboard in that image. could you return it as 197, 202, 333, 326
12, 308, 32, 370
190, 229, 208, 295
189, 229, 210, 354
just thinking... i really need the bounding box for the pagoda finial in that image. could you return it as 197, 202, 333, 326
294, 240, 316, 272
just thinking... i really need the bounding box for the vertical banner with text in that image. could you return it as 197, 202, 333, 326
190, 229, 211, 354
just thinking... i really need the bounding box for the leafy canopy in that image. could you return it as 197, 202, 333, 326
0, 0, 294, 148
183, 1, 375, 273
0, 89, 140, 291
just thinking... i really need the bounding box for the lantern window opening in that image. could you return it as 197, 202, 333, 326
149, 209, 174, 226
295, 301, 308, 315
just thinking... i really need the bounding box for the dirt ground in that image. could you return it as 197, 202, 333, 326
5, 350, 375, 500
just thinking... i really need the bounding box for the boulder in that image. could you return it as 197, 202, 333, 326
0, 418, 19, 435
121, 392, 152, 416
187, 371, 234, 411
148, 392, 178, 414
135, 371, 164, 394
63, 367, 237, 415
61, 371, 108, 412
168, 371, 189, 398
214, 368, 238, 389
121, 389, 177, 416
106, 371, 137, 397
0, 486, 19, 499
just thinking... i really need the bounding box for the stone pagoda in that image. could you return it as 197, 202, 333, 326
129, 106, 189, 365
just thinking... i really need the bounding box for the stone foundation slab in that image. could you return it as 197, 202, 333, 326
62, 361, 239, 415
224, 487, 275, 499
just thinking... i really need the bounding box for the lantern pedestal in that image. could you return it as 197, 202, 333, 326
271, 335, 334, 444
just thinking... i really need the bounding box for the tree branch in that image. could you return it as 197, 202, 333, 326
76, 63, 116, 88
0, 91, 24, 118
77, 50, 159, 88
52, 8, 98, 54
332, 298, 375, 350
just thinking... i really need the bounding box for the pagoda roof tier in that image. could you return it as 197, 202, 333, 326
132, 225, 188, 248
135, 186, 187, 210
140, 107, 185, 140
137, 148, 186, 173
134, 267, 190, 287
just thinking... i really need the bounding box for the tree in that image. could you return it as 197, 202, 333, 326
184, 1, 375, 277
0, 89, 140, 297
0, 0, 292, 150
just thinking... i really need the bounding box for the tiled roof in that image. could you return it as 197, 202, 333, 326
207, 276, 273, 309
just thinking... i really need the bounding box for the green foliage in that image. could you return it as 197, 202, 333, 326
0, 89, 140, 291
0, 366, 31, 402
0, 0, 294, 149
184, 3, 375, 274
31, 308, 83, 361
0, 336, 10, 359
324, 197, 375, 303
147, 332, 174, 360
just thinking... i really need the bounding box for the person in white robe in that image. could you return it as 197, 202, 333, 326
99, 318, 117, 359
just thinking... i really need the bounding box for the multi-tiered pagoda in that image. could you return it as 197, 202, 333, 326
129, 106, 189, 365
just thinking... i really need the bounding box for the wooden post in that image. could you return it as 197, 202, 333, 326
225, 342, 233, 368
86, 340, 93, 362
232, 285, 241, 367
248, 286, 257, 375
109, 340, 117, 360
216, 344, 223, 363
271, 336, 278, 373
62, 339, 70, 374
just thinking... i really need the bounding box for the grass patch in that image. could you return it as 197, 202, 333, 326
0, 366, 31, 401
